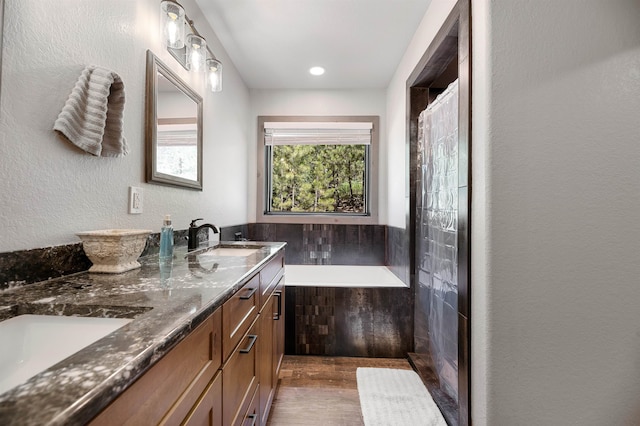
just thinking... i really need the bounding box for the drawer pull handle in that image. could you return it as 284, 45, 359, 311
240, 334, 258, 353
240, 287, 257, 300
274, 290, 282, 320
246, 413, 257, 426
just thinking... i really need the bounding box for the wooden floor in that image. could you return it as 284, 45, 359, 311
267, 355, 413, 426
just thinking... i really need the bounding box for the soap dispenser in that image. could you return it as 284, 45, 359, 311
159, 214, 174, 261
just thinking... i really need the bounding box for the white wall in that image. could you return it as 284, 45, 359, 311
387, 0, 640, 423
385, 0, 458, 228
472, 0, 640, 424
248, 89, 387, 223
0, 0, 250, 252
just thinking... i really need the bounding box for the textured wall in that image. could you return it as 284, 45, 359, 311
0, 0, 250, 252
472, 0, 640, 424
385, 0, 458, 228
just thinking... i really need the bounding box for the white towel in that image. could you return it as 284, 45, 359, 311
53, 65, 128, 157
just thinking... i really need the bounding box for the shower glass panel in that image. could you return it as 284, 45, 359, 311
415, 80, 459, 402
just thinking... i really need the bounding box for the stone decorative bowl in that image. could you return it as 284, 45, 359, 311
76, 229, 152, 273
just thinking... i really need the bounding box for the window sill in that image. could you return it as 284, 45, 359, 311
255, 212, 379, 225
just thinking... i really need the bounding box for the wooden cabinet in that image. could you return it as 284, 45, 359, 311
258, 272, 285, 425
222, 272, 260, 362
273, 277, 285, 386
258, 252, 284, 308
181, 371, 223, 426
90, 308, 222, 426
258, 295, 275, 426
241, 384, 260, 426
227, 252, 285, 426
222, 317, 259, 426
90, 250, 285, 426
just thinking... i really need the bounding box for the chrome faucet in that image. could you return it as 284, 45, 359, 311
188, 218, 220, 251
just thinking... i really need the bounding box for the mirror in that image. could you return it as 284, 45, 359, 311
146, 50, 203, 190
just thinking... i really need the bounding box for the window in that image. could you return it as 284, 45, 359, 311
257, 116, 379, 224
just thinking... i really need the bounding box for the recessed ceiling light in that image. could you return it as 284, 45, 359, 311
309, 66, 325, 76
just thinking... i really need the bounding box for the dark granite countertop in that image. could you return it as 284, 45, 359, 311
0, 241, 286, 425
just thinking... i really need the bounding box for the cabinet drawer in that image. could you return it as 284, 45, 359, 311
223, 273, 259, 361
160, 310, 223, 425
182, 371, 223, 426
240, 383, 259, 426
223, 317, 259, 426
91, 309, 222, 425
259, 252, 284, 310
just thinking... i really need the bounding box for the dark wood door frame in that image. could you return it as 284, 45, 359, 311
406, 1, 471, 425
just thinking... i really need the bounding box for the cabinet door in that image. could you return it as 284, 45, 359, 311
259, 252, 284, 309
258, 276, 285, 426
258, 295, 275, 426
273, 277, 285, 381
91, 309, 221, 426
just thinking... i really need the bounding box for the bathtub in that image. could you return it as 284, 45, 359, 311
283, 264, 411, 358
284, 265, 408, 288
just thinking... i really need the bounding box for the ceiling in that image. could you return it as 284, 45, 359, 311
194, 0, 432, 90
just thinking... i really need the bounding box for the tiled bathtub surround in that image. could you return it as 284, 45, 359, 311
249, 223, 412, 357
285, 286, 412, 357
302, 224, 333, 263
248, 223, 386, 266
386, 226, 410, 284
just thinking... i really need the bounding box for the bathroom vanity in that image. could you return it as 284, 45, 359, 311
0, 241, 285, 426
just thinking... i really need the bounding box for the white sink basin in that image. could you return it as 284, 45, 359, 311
201, 247, 259, 257
0, 315, 132, 395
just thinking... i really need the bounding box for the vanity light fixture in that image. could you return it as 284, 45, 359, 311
159, 0, 223, 91
206, 58, 223, 92
160, 0, 185, 49
186, 34, 206, 72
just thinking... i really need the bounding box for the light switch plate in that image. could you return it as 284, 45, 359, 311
128, 186, 143, 214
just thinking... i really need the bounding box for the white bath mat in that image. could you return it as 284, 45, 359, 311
356, 368, 447, 426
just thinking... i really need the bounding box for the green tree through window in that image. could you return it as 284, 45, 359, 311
269, 144, 366, 213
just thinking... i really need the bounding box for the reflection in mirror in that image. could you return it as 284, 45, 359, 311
156, 74, 198, 181
146, 50, 203, 190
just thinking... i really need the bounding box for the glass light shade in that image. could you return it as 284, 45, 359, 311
186, 34, 206, 72
207, 58, 223, 92
161, 1, 185, 49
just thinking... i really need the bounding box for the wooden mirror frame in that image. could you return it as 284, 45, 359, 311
145, 50, 203, 190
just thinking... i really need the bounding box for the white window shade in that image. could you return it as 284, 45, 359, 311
264, 122, 373, 146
